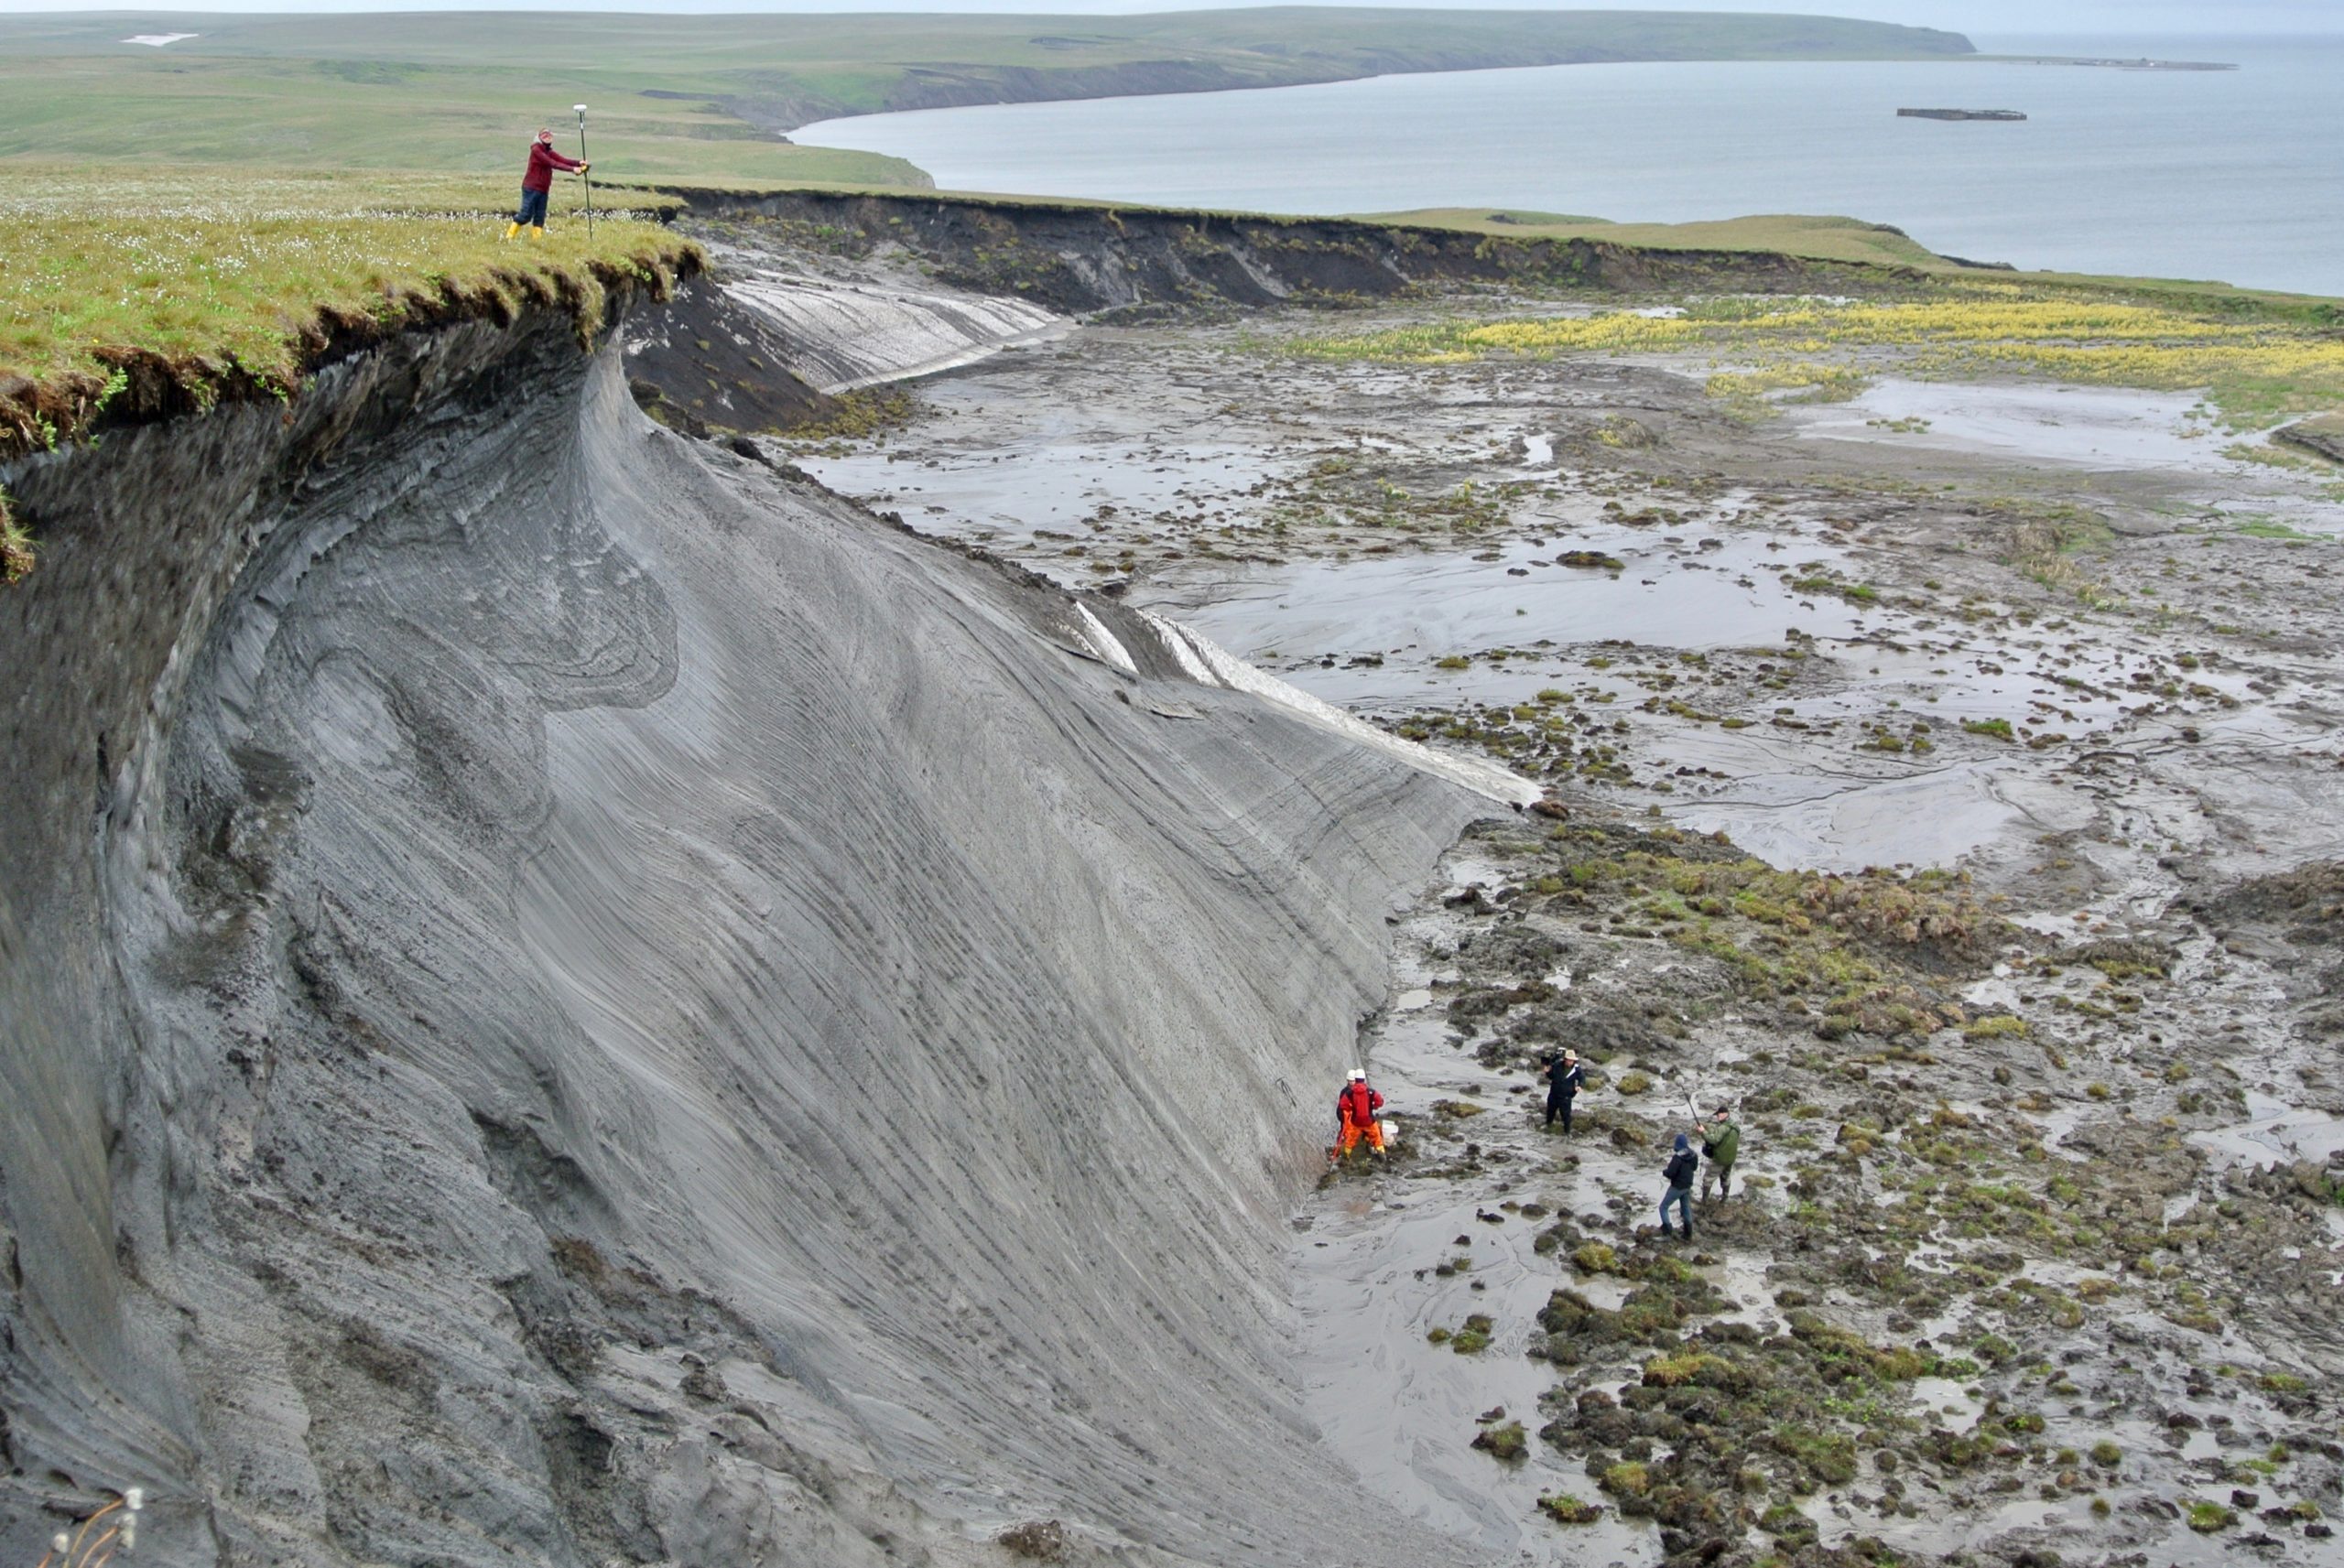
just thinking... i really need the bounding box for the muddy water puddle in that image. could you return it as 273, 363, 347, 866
1789, 379, 2229, 473
1133, 525, 1864, 706
799, 424, 1279, 582
2192, 1089, 2344, 1169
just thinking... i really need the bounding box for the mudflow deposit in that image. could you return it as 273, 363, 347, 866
5, 193, 2342, 1568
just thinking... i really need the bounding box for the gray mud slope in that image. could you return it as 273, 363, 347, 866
0, 304, 1488, 1565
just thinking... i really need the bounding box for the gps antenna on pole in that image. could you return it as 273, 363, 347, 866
575, 103, 594, 237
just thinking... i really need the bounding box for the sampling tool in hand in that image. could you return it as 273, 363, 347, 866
575, 103, 594, 236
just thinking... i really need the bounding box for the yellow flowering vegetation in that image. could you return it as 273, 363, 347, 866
1291, 287, 2344, 427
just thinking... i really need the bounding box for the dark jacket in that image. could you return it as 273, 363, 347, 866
1663, 1149, 1698, 1189
523, 139, 583, 192
1547, 1060, 1585, 1098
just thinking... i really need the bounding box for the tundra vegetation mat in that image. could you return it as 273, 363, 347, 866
0, 7, 1971, 184
0, 168, 701, 551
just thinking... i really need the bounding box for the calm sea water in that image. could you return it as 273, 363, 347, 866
798, 34, 2344, 296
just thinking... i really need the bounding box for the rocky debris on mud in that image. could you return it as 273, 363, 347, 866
996, 1519, 1072, 1560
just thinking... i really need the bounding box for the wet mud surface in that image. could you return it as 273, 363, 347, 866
777, 280, 2344, 1566
1299, 822, 2344, 1566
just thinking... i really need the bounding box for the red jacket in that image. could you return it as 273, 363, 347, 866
1338, 1081, 1384, 1129
523, 140, 583, 192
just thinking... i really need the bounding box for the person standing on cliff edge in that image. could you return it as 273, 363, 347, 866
506, 127, 587, 242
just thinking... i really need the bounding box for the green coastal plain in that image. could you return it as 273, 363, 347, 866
0, 7, 1972, 183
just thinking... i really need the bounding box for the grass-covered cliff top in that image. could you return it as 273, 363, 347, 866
0, 168, 700, 576
0, 7, 1970, 187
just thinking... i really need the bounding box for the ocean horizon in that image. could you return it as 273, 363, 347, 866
798, 32, 2344, 296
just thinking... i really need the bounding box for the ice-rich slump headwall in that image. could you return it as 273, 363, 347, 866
0, 299, 1500, 1564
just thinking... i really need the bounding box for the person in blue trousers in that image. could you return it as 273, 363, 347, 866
1659, 1132, 1698, 1240
505, 128, 588, 242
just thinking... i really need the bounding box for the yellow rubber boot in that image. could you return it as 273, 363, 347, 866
504, 222, 520, 241
530, 225, 546, 243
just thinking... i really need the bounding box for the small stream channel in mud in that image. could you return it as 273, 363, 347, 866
753, 261, 2344, 1566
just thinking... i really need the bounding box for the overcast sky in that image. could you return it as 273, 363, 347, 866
2, 0, 2332, 34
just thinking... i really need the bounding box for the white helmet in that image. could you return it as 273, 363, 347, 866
1348, 1067, 1367, 1081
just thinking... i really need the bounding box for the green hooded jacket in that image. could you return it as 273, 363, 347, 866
1704, 1118, 1742, 1167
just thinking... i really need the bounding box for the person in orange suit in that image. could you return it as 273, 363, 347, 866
1332, 1067, 1386, 1160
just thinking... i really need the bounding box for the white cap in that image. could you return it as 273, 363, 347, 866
1348, 1067, 1366, 1080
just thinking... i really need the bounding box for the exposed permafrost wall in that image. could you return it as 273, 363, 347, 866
688, 189, 1894, 316
0, 299, 1496, 1563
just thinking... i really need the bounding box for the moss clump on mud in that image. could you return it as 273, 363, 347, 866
1447, 1313, 1496, 1354
2059, 936, 2177, 980
1537, 1492, 1602, 1524
2187, 1500, 2238, 1532
784, 388, 916, 443
1472, 1420, 1529, 1461
1641, 1349, 1754, 1390
1600, 1460, 1653, 1501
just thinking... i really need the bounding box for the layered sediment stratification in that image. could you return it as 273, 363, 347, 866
0, 289, 1506, 1563
678, 189, 1881, 314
